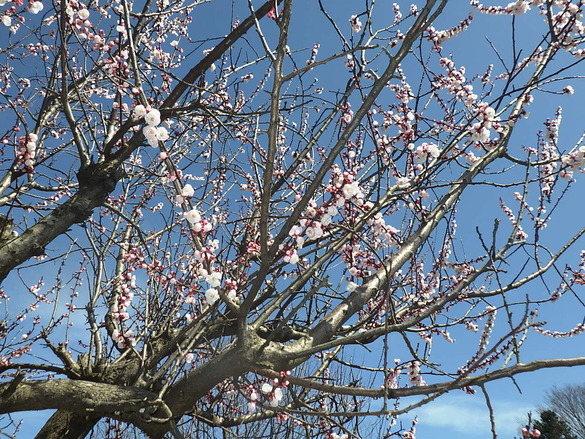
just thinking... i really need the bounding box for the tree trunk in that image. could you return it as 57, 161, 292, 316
34, 410, 100, 439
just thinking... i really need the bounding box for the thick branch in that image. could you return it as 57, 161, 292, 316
0, 379, 156, 416
0, 162, 124, 283
257, 357, 585, 399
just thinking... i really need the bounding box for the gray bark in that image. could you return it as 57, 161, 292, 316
34, 411, 99, 439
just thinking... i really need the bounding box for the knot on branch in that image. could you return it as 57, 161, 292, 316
77, 161, 125, 194
70, 161, 126, 222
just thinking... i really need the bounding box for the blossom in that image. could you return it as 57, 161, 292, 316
395, 176, 410, 187
1, 16, 11, 27
144, 108, 161, 126
273, 387, 283, 402
156, 126, 169, 141
342, 181, 362, 199
413, 142, 441, 163
267, 6, 277, 20
205, 288, 219, 304
306, 224, 324, 240
143, 125, 158, 140
205, 271, 222, 287
77, 8, 89, 20
507, 0, 529, 15
181, 184, 195, 198
261, 382, 273, 393
284, 249, 299, 265
184, 208, 201, 224
562, 86, 574, 95
226, 289, 237, 302
28, 1, 44, 14
469, 123, 490, 142
134, 104, 147, 119
349, 15, 362, 32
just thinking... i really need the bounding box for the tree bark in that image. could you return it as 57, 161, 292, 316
0, 162, 124, 283
34, 411, 99, 439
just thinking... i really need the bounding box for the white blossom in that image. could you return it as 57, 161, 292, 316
77, 8, 89, 20
145, 108, 161, 126
342, 181, 362, 199
156, 126, 169, 141
205, 271, 222, 287
306, 224, 324, 240
143, 125, 158, 140
349, 15, 362, 32
181, 184, 195, 198
205, 288, 219, 304
184, 208, 201, 224
28, 1, 44, 14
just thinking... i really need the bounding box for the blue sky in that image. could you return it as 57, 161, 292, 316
3, 0, 585, 438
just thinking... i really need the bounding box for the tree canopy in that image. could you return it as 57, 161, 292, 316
1, 0, 585, 438
541, 385, 585, 438
533, 409, 577, 439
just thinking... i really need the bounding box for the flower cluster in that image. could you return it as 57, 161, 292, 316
349, 15, 362, 33
413, 142, 441, 164
479, 306, 497, 351
543, 108, 561, 143
304, 220, 324, 241
183, 207, 213, 233
426, 14, 473, 48
282, 247, 299, 265
406, 361, 425, 386
507, 0, 530, 15
17, 133, 38, 172
433, 57, 482, 119
500, 198, 528, 241
471, 0, 530, 15
203, 270, 222, 305
62, 0, 91, 28
306, 43, 320, 66
384, 360, 402, 389
534, 323, 585, 338
521, 427, 541, 438
402, 417, 419, 439
110, 273, 136, 321
111, 328, 136, 349
561, 145, 585, 178
176, 183, 194, 205
367, 212, 400, 248
470, 102, 499, 145
547, 1, 585, 51
328, 166, 364, 206
248, 373, 289, 411
134, 106, 169, 147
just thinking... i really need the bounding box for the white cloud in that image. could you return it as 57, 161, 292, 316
413, 393, 532, 437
